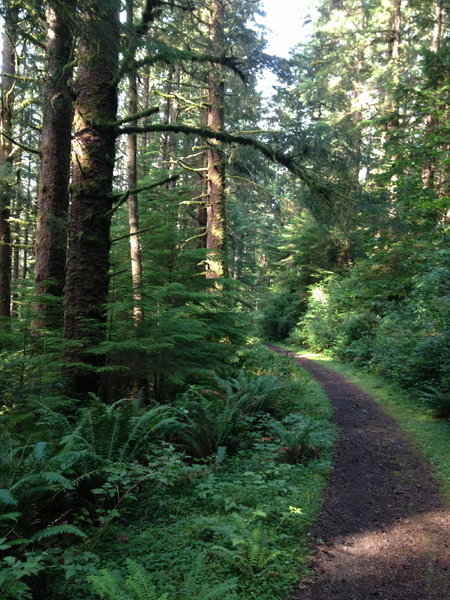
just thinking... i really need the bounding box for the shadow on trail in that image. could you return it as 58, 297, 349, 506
267, 345, 450, 600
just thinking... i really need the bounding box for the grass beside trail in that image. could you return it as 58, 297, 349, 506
285, 347, 450, 506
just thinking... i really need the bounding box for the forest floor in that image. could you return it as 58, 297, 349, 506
267, 345, 449, 600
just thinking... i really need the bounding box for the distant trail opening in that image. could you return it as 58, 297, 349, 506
268, 345, 450, 600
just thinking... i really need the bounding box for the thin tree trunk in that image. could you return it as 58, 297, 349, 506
196, 89, 209, 250
23, 157, 32, 280
421, 0, 443, 189
126, 0, 144, 326
206, 0, 227, 279
0, 5, 17, 328
140, 63, 152, 178
63, 0, 120, 398
159, 66, 174, 168
384, 0, 402, 213
33, 0, 75, 332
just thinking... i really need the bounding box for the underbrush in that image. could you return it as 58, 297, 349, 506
287, 246, 450, 418
0, 342, 335, 600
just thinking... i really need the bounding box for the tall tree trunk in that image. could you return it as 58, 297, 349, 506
421, 0, 443, 189
195, 90, 209, 250
384, 0, 402, 213
159, 66, 175, 169
33, 0, 75, 332
23, 157, 32, 280
63, 0, 120, 398
0, 4, 17, 328
126, 0, 144, 326
206, 0, 227, 279
140, 63, 152, 178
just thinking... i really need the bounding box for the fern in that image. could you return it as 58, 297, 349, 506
0, 489, 17, 505
117, 405, 178, 461
200, 581, 237, 600
89, 569, 130, 600
33, 442, 49, 462
11, 470, 74, 492
88, 560, 167, 600
30, 524, 87, 543
124, 560, 164, 600
35, 401, 74, 436
88, 558, 236, 600
212, 527, 282, 578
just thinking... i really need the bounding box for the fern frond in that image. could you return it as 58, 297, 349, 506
33, 441, 49, 462
0, 488, 17, 505
34, 401, 73, 435
11, 471, 73, 491
125, 559, 159, 600
30, 524, 87, 542
200, 579, 237, 600
89, 570, 129, 600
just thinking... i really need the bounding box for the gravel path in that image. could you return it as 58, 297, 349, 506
268, 347, 450, 600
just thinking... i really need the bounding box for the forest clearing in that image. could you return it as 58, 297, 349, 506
0, 0, 449, 598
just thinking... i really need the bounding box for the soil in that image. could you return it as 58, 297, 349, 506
267, 346, 450, 600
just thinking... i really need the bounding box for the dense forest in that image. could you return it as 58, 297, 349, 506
0, 0, 448, 598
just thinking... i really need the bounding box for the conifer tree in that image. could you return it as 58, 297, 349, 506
0, 2, 17, 327
33, 0, 75, 331
63, 0, 121, 396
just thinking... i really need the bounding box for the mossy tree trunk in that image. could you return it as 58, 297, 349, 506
206, 0, 227, 279
63, 0, 120, 397
0, 3, 17, 328
33, 0, 75, 332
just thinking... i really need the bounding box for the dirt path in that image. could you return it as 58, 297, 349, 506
268, 346, 450, 600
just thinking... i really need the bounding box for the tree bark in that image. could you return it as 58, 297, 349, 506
126, 0, 144, 326
33, 0, 75, 332
0, 4, 17, 328
421, 0, 443, 189
63, 0, 120, 397
206, 0, 227, 279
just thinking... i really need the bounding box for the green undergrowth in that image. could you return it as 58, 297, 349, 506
0, 343, 335, 600
78, 352, 334, 600
285, 345, 450, 505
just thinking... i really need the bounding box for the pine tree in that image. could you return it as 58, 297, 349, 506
33, 0, 75, 332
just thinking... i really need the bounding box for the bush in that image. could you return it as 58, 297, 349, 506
258, 291, 305, 341
174, 371, 289, 457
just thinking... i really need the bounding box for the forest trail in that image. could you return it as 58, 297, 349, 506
267, 346, 450, 600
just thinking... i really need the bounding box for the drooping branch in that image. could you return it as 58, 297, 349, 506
134, 41, 247, 81
107, 174, 180, 216
116, 122, 341, 200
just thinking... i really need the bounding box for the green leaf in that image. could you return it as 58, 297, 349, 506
0, 489, 17, 506
33, 441, 49, 461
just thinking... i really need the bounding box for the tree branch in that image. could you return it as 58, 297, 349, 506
107, 174, 180, 216
111, 226, 157, 244
117, 122, 345, 201
134, 41, 247, 81
1, 132, 41, 156
113, 106, 160, 127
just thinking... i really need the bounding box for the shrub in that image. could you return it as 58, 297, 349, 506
258, 291, 304, 341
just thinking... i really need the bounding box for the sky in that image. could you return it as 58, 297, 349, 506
255, 0, 317, 96
257, 0, 315, 58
